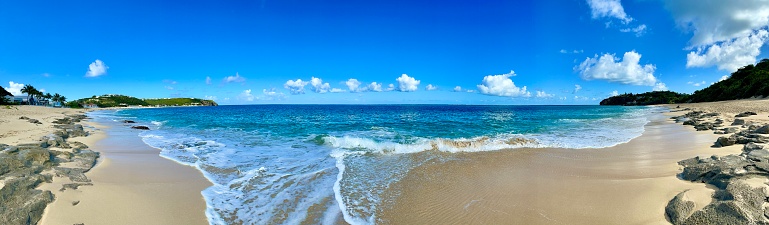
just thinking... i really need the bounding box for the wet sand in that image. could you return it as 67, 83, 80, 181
379, 113, 742, 224
39, 115, 212, 225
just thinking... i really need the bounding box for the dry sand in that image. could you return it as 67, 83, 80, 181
0, 106, 211, 225
378, 110, 746, 225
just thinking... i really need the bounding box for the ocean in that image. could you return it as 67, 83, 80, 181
89, 105, 661, 225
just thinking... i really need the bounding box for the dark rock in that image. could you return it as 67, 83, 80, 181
732, 119, 746, 126
666, 191, 696, 224
744, 142, 765, 152
131, 126, 150, 130
72, 200, 80, 206
18, 116, 29, 120
716, 135, 737, 147
683, 120, 697, 126
736, 112, 758, 117
755, 125, 769, 134
27, 118, 42, 124
122, 120, 136, 123
60, 183, 93, 191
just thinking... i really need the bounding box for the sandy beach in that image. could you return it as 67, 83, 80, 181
0, 106, 211, 225
380, 100, 769, 224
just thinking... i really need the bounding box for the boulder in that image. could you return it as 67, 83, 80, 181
744, 142, 765, 152
736, 112, 758, 117
131, 126, 150, 130
732, 119, 746, 126
122, 120, 136, 123
755, 125, 769, 134
18, 116, 29, 120
27, 118, 42, 124
716, 135, 737, 147
666, 191, 696, 224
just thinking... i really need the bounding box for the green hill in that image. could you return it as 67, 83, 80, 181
73, 94, 217, 108
600, 59, 769, 105
599, 91, 690, 106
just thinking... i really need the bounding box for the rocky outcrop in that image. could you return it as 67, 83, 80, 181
0, 114, 99, 225
668, 109, 769, 224
736, 112, 758, 117
131, 126, 150, 130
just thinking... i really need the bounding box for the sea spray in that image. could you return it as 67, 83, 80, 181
93, 105, 662, 224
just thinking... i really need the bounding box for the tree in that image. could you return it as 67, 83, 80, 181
52, 93, 61, 105
43, 93, 52, 106
20, 84, 37, 105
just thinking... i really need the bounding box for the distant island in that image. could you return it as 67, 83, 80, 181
71, 94, 218, 108
601, 59, 769, 106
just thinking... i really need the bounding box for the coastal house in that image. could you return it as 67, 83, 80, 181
7, 95, 36, 105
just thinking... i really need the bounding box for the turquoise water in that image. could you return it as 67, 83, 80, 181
92, 105, 661, 224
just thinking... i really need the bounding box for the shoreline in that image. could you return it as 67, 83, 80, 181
378, 106, 743, 224
39, 109, 212, 225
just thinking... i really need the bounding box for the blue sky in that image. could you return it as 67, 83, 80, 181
2, 0, 768, 105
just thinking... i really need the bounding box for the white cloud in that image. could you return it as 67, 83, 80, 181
653, 82, 668, 91
466, 90, 476, 93
686, 29, 769, 72
224, 73, 246, 83
560, 97, 567, 100
5, 81, 23, 95
477, 70, 531, 97
573, 84, 582, 93
610, 90, 619, 96
310, 77, 331, 93
284, 79, 309, 94
368, 82, 383, 92
330, 88, 345, 93
260, 88, 286, 100
396, 74, 420, 92
386, 84, 396, 91
574, 95, 589, 101
163, 79, 177, 85
620, 24, 647, 37
205, 95, 217, 101
39, 88, 46, 93
663, 0, 769, 46
238, 89, 255, 101
164, 86, 174, 90
536, 91, 554, 98
577, 51, 657, 86
345, 79, 363, 92
42, 73, 51, 77
425, 84, 437, 91
85, 59, 108, 77
719, 75, 729, 82
206, 76, 212, 85
586, 0, 632, 23
663, 0, 769, 71
687, 81, 706, 87
453, 86, 463, 92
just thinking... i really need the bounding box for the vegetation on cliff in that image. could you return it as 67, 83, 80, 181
601, 59, 769, 106
72, 94, 217, 108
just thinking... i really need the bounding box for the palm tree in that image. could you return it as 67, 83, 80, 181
43, 93, 52, 106
20, 84, 37, 105
52, 93, 61, 106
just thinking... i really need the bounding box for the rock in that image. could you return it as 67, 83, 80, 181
732, 119, 746, 126
666, 191, 696, 224
18, 148, 52, 165
69, 141, 88, 150
755, 125, 769, 134
60, 183, 93, 191
736, 112, 758, 117
44, 134, 71, 148
683, 120, 697, 126
0, 176, 55, 225
27, 118, 42, 124
131, 126, 150, 130
723, 127, 739, 134
744, 142, 765, 152
122, 120, 136, 123
716, 135, 737, 147
18, 116, 29, 120
72, 200, 80, 206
